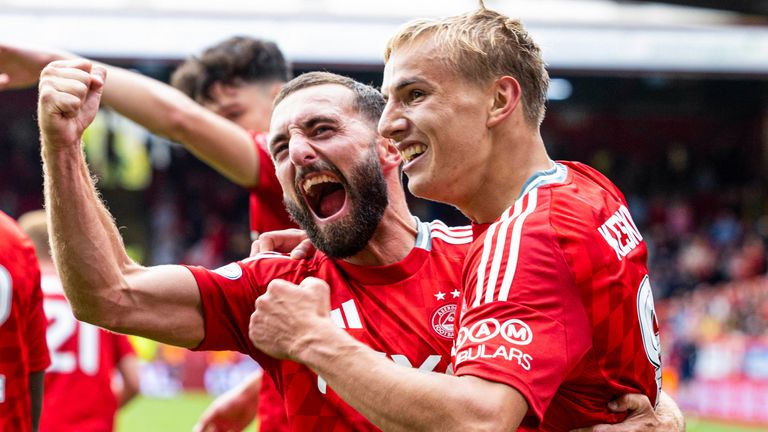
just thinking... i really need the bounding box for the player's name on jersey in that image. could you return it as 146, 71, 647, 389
597, 205, 643, 261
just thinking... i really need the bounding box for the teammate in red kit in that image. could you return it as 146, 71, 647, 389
38, 63, 470, 431
38, 57, 682, 431
0, 211, 50, 432
0, 37, 295, 430
246, 6, 677, 432
18, 210, 140, 432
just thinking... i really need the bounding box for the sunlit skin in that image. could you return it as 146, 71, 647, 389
379, 37, 551, 223
203, 81, 279, 131
267, 83, 416, 266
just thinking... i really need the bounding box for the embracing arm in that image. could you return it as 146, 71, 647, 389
1, 43, 258, 187
39, 59, 204, 348
249, 278, 528, 431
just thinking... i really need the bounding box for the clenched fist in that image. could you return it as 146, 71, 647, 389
248, 277, 333, 361
38, 59, 105, 149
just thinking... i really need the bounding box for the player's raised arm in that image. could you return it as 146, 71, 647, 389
0, 42, 259, 187
39, 59, 204, 348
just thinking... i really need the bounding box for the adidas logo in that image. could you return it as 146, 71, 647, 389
329, 299, 363, 329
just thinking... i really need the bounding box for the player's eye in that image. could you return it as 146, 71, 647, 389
409, 89, 426, 102
271, 142, 288, 160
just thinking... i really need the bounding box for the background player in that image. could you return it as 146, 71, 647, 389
0, 211, 50, 432
0, 37, 294, 430
18, 209, 140, 432
247, 6, 669, 431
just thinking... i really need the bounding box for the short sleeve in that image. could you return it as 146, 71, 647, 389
185, 263, 263, 354
453, 190, 590, 423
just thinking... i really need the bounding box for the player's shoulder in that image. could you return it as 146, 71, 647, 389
417, 218, 473, 255
237, 250, 331, 280
0, 211, 31, 247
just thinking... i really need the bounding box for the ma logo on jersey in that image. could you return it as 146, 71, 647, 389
453, 318, 534, 371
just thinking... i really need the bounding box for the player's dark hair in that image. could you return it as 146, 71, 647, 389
171, 36, 291, 103
274, 72, 385, 127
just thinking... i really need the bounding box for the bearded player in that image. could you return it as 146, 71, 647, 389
39, 58, 682, 431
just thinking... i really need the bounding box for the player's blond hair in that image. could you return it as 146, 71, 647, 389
384, 6, 549, 127
17, 209, 51, 261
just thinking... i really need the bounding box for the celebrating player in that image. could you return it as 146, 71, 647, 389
0, 37, 295, 430
0, 211, 50, 432
38, 56, 682, 430
18, 210, 140, 432
247, 5, 672, 432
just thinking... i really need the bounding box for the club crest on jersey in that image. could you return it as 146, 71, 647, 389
430, 303, 456, 339
212, 263, 243, 280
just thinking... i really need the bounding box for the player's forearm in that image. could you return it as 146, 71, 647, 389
297, 325, 519, 432
98, 66, 259, 187
42, 140, 138, 327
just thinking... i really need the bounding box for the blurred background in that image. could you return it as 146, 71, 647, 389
1, 0, 767, 430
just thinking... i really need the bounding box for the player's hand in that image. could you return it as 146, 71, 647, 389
249, 277, 331, 360
0, 43, 71, 90
251, 228, 315, 259
193, 370, 262, 432
38, 59, 105, 149
569, 393, 679, 432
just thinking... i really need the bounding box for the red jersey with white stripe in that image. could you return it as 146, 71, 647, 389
38, 266, 136, 432
0, 212, 50, 432
189, 219, 470, 431
248, 132, 298, 239
453, 161, 661, 431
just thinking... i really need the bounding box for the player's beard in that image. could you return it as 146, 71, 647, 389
284, 147, 388, 259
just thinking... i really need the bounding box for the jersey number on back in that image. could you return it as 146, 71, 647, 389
44, 299, 100, 375
637, 275, 661, 403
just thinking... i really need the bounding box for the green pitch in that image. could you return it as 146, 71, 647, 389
117, 393, 257, 431
117, 393, 765, 432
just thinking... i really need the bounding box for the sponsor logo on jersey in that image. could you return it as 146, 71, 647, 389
212, 263, 243, 280
452, 318, 534, 371
598, 205, 644, 261
455, 318, 533, 348
454, 344, 533, 371
329, 299, 363, 329
430, 303, 456, 339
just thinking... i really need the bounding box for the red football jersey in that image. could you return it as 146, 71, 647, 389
0, 211, 50, 432
248, 131, 297, 431
189, 219, 470, 431
453, 161, 661, 431
38, 266, 136, 432
248, 132, 298, 240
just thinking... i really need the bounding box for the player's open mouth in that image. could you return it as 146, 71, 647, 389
301, 173, 348, 220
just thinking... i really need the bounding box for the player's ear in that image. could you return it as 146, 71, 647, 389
487, 76, 522, 128
377, 136, 402, 170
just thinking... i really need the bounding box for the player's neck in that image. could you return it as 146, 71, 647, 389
460, 130, 551, 224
